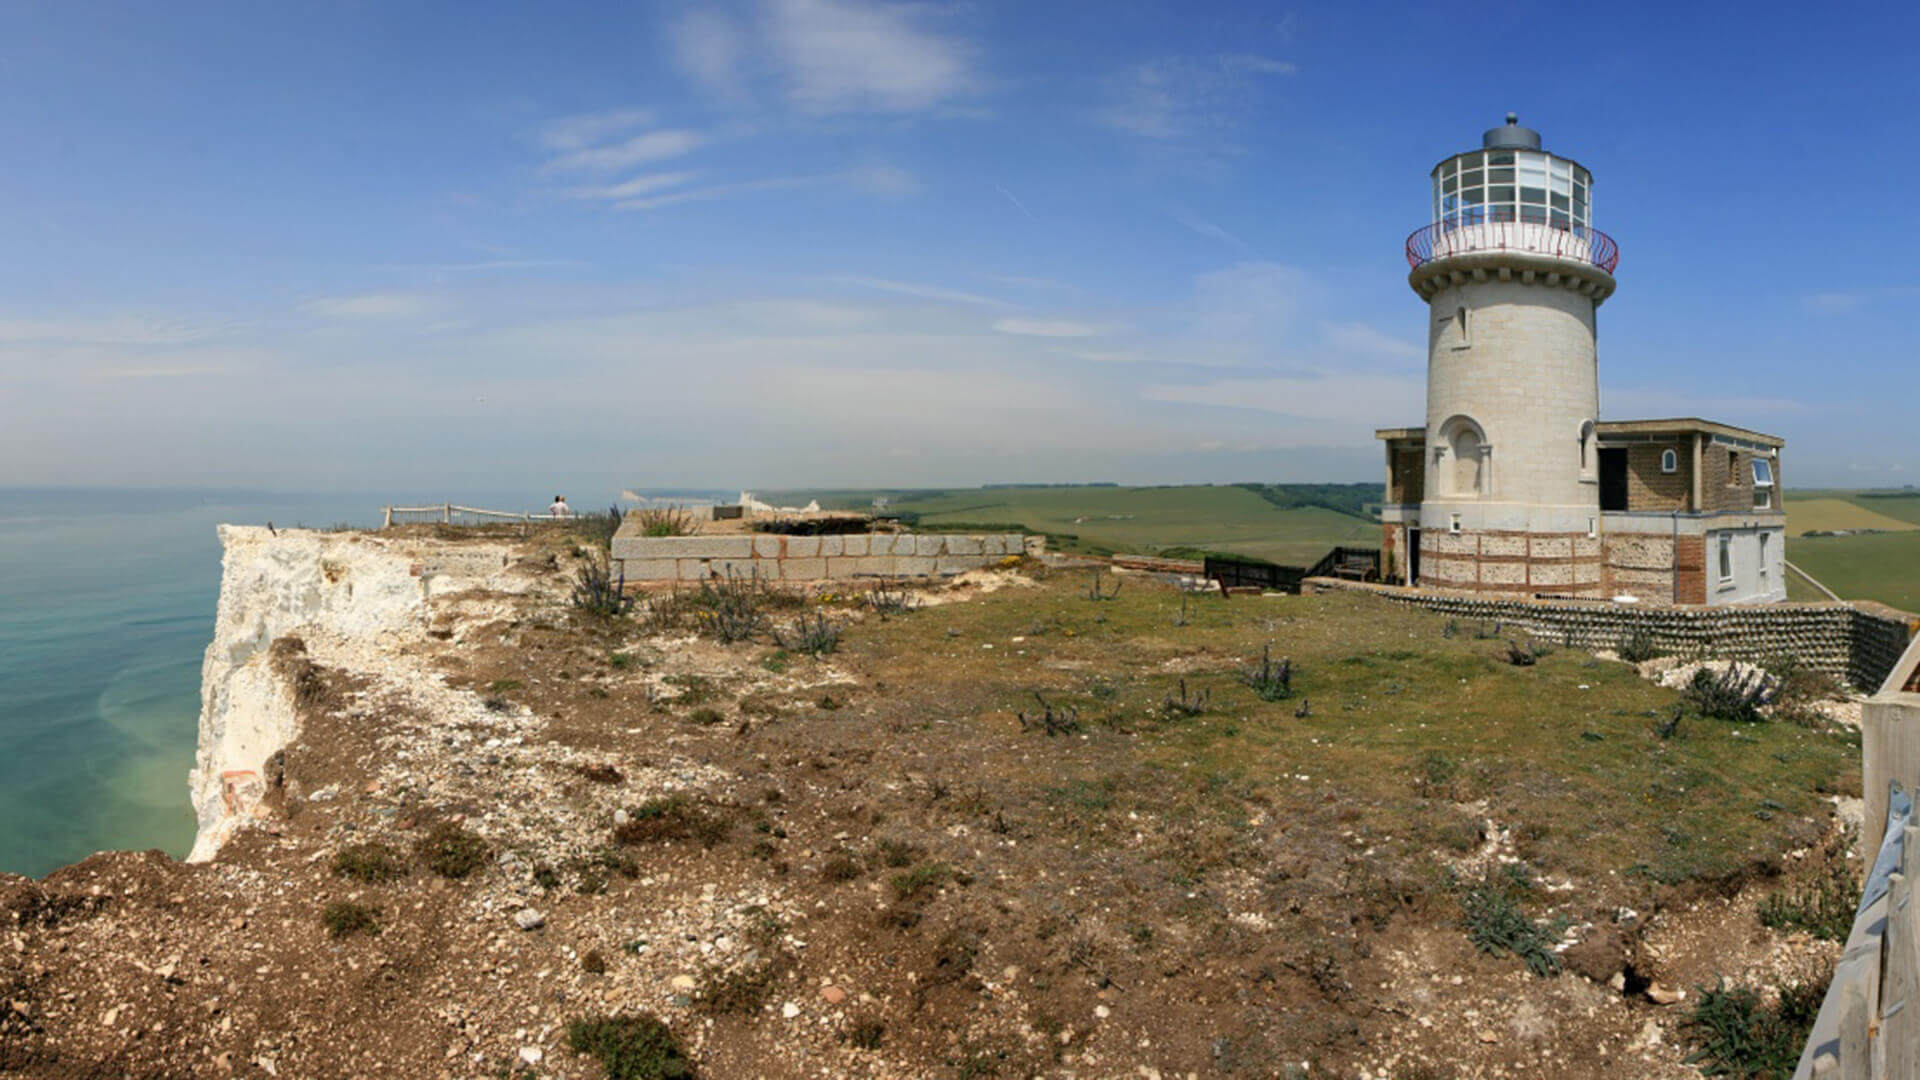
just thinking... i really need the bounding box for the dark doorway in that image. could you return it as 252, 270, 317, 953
1599, 448, 1629, 511
1407, 528, 1421, 586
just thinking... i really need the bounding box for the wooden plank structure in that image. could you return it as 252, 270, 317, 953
1796, 627, 1920, 1076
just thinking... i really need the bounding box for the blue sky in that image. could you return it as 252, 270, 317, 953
1, 1, 1915, 494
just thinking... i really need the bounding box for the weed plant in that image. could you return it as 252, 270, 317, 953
635, 506, 698, 537
322, 901, 381, 940
573, 558, 636, 617
417, 822, 490, 879
1459, 869, 1564, 976
566, 1013, 695, 1080
1238, 644, 1293, 701
333, 842, 409, 883
1682, 970, 1827, 1080
773, 612, 841, 656
1686, 665, 1773, 723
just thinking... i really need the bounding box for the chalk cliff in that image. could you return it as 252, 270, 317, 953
188, 526, 545, 861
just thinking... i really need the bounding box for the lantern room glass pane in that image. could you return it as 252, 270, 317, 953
1489, 150, 1513, 165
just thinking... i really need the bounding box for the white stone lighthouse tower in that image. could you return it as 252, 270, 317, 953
1396, 114, 1620, 595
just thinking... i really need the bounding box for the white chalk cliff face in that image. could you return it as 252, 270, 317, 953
188, 526, 549, 861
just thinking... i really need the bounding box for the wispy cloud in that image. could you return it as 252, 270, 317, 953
993, 183, 1035, 221
1097, 54, 1294, 141
539, 108, 656, 152
0, 316, 230, 346
615, 166, 915, 211
542, 129, 706, 174
304, 292, 435, 320
1324, 321, 1422, 363
834, 276, 1005, 307
766, 0, 978, 114
566, 171, 701, 202
993, 318, 1100, 338
1172, 207, 1250, 252
671, 9, 750, 102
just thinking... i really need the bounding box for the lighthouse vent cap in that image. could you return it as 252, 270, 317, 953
1483, 112, 1542, 150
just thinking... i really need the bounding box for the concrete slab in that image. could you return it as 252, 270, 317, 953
616, 558, 677, 580
782, 557, 827, 580
945, 535, 983, 556
785, 536, 820, 558
752, 535, 782, 558
820, 536, 844, 557
841, 534, 870, 557
914, 535, 945, 556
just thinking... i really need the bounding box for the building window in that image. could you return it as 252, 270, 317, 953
1718, 534, 1733, 583
1751, 459, 1774, 509
1455, 306, 1470, 349
1579, 421, 1597, 480
1449, 513, 1462, 535
1758, 533, 1770, 579
1727, 449, 1738, 482
1660, 448, 1678, 474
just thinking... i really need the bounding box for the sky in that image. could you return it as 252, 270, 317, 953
1, 1, 1916, 495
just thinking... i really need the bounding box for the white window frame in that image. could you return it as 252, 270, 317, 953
1660, 448, 1678, 474
1717, 534, 1734, 584
1758, 533, 1771, 580
1751, 458, 1774, 509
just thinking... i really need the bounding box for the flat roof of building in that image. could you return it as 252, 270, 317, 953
1375, 417, 1784, 447
1596, 418, 1785, 447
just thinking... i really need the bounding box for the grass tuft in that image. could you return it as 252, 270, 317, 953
566, 1013, 696, 1079
416, 821, 490, 879
333, 841, 409, 884
321, 900, 380, 940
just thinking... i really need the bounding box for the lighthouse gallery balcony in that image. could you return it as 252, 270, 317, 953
1406, 210, 1620, 274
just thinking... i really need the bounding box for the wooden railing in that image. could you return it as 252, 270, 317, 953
1794, 786, 1918, 1078
382, 504, 575, 527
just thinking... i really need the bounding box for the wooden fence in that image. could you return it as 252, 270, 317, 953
383, 504, 576, 527
1795, 787, 1916, 1077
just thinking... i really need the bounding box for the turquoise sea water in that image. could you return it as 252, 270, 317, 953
0, 489, 381, 877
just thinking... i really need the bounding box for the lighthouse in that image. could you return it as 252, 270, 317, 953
1377, 116, 1785, 604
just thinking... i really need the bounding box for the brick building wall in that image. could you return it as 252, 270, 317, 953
1624, 442, 1690, 511
1419, 528, 1604, 596
1389, 449, 1424, 504
1701, 443, 1782, 513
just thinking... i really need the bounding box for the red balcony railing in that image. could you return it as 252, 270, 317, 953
1406, 211, 1619, 274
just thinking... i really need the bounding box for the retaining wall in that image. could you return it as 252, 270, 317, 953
1305, 578, 1916, 690
611, 532, 1036, 582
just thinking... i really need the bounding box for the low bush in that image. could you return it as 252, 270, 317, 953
1238, 644, 1293, 701
1619, 627, 1660, 663
1686, 665, 1773, 723
1161, 678, 1209, 718
1460, 871, 1564, 977
614, 796, 732, 849
773, 612, 841, 656
1017, 691, 1080, 736
416, 822, 490, 879
566, 1013, 695, 1080
1682, 969, 1827, 1080
635, 506, 698, 538
692, 960, 777, 1016
333, 841, 409, 884
866, 581, 917, 616
573, 557, 636, 617
322, 900, 380, 940
890, 862, 951, 901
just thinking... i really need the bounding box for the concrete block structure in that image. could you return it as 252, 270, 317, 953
1376, 115, 1786, 605
610, 528, 1031, 583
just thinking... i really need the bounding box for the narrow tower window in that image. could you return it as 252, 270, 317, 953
1660, 448, 1678, 474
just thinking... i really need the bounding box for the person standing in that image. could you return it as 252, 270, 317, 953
548, 495, 572, 518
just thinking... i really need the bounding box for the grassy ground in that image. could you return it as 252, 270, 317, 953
770, 483, 1379, 565
1783, 489, 1920, 610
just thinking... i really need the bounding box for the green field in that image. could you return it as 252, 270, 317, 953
767, 483, 1379, 566
1783, 490, 1920, 611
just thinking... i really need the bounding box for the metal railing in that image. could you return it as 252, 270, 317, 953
1794, 785, 1918, 1077
1406, 212, 1620, 273
382, 503, 576, 527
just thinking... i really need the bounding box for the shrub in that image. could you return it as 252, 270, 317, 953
1501, 640, 1538, 667
322, 901, 380, 940
692, 960, 776, 1016
1460, 873, 1563, 977
635, 506, 698, 538
866, 581, 918, 616
1682, 969, 1827, 1080
845, 1013, 886, 1049
566, 1013, 695, 1080
1771, 655, 1841, 727
1239, 644, 1293, 701
1413, 750, 1458, 800
1686, 664, 1773, 723
773, 613, 841, 656
1085, 568, 1121, 601
1161, 678, 1209, 718
416, 822, 490, 879
875, 838, 923, 868
614, 796, 732, 849
1758, 825, 1859, 942
1017, 692, 1080, 736
890, 862, 951, 901
333, 842, 409, 884
573, 557, 636, 617
1619, 627, 1660, 663
694, 571, 770, 644
822, 852, 864, 881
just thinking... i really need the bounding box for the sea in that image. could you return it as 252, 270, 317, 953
0, 486, 665, 879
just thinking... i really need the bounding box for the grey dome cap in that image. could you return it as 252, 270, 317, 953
1483, 112, 1541, 151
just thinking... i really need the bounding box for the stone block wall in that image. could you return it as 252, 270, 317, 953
1304, 579, 1915, 690
610, 532, 1032, 582
1624, 442, 1690, 511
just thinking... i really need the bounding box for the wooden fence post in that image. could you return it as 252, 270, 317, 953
442, 502, 451, 524
1840, 977, 1871, 1080
383, 506, 392, 529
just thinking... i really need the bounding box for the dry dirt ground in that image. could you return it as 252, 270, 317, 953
0, 538, 1863, 1079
